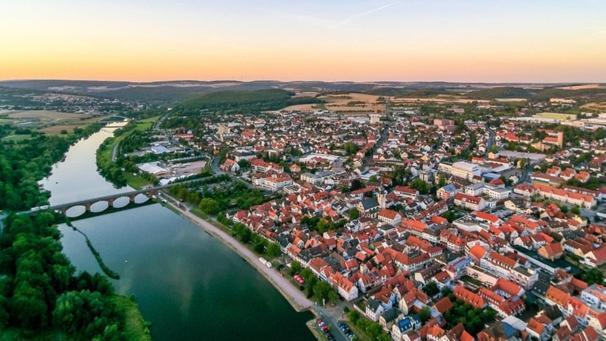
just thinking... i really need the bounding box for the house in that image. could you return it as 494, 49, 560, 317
583, 245, 606, 267
454, 192, 486, 211
453, 285, 486, 309
379, 307, 400, 330
437, 184, 458, 200
330, 272, 359, 301
433, 296, 454, 316
538, 242, 564, 261
394, 186, 419, 199
357, 197, 380, 215
365, 298, 385, 321
392, 316, 421, 340
493, 278, 525, 299
580, 284, 606, 312
220, 159, 240, 173
378, 208, 402, 225
526, 317, 550, 341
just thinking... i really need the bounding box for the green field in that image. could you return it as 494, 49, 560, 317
125, 173, 153, 189
535, 112, 577, 120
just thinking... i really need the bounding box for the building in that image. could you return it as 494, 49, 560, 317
453, 285, 486, 309
533, 183, 596, 208
437, 184, 458, 200
253, 173, 293, 191
300, 171, 333, 185
439, 161, 482, 180
369, 113, 382, 124
454, 192, 486, 211
378, 208, 402, 225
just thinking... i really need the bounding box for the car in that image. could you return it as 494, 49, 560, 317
293, 275, 305, 285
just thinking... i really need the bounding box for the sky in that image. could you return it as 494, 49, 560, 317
1, 0, 605, 83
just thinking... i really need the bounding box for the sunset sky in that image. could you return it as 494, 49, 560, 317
1, 0, 605, 82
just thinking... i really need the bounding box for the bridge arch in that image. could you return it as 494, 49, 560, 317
89, 201, 110, 213
111, 196, 132, 209
134, 193, 150, 204
65, 205, 87, 218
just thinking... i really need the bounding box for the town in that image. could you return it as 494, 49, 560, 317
108, 90, 606, 341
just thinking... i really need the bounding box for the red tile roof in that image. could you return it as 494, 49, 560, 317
454, 285, 485, 309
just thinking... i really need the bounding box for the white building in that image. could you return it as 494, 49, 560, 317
439, 161, 482, 180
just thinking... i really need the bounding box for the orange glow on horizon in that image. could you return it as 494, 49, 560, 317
1, 1, 605, 83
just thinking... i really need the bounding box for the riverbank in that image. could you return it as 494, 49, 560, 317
163, 196, 313, 313
96, 117, 157, 189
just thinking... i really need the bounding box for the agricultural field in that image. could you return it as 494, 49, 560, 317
321, 93, 385, 113
0, 110, 108, 135
581, 102, 606, 111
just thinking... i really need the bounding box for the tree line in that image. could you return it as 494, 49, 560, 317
0, 212, 149, 339
0, 123, 103, 211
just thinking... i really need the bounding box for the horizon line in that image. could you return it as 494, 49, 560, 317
1, 78, 605, 86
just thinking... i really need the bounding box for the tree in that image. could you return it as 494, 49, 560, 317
237, 159, 250, 170
418, 307, 431, 323
266, 243, 281, 258
410, 179, 430, 194
422, 281, 439, 297
348, 208, 360, 220
252, 236, 267, 254
343, 142, 359, 156
349, 179, 364, 192
9, 283, 48, 329
313, 281, 334, 304
199, 198, 220, 215
579, 268, 604, 285
52, 290, 123, 339
289, 261, 302, 275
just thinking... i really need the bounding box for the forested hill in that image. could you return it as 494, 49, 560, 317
466, 86, 606, 101
174, 89, 321, 114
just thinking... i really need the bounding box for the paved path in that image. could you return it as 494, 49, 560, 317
164, 198, 313, 312
111, 138, 120, 162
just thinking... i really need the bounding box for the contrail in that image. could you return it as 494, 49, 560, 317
331, 1, 402, 28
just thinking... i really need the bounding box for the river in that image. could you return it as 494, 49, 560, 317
42, 127, 314, 340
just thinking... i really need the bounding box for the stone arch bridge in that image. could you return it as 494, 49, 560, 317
25, 185, 175, 218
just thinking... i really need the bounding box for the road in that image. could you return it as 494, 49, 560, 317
111, 139, 120, 162
314, 302, 350, 341
362, 121, 390, 169
210, 156, 223, 175
486, 126, 496, 152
